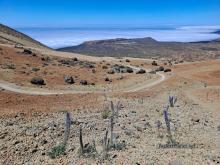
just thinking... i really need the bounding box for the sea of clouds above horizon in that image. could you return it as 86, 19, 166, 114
17, 25, 220, 49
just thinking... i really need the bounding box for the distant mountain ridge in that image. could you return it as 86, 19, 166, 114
0, 23, 50, 49
57, 36, 220, 60
213, 30, 220, 34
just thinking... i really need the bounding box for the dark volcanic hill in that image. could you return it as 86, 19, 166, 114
58, 37, 220, 61
213, 30, 220, 34
0, 23, 50, 50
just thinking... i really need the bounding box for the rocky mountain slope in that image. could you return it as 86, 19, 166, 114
0, 23, 50, 50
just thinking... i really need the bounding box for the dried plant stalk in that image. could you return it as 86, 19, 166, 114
64, 112, 71, 145
110, 101, 114, 146
163, 106, 173, 142
79, 126, 84, 152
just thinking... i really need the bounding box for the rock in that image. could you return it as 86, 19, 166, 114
116, 75, 124, 80
26, 127, 42, 136
107, 69, 115, 74
48, 123, 57, 131
6, 121, 14, 126
80, 80, 88, 85
41, 139, 48, 145
32, 67, 40, 72
23, 49, 32, 54
92, 69, 96, 73
217, 125, 220, 131
152, 61, 158, 66
64, 76, 75, 84
157, 66, 164, 71
133, 122, 150, 132
164, 68, 172, 72
67, 146, 75, 152
0, 132, 8, 139
84, 63, 95, 68
113, 132, 120, 139
105, 77, 111, 82
124, 129, 135, 136
41, 56, 50, 62
149, 70, 156, 74
14, 140, 21, 145
30, 77, 45, 85
170, 122, 176, 131
125, 59, 130, 62
102, 65, 108, 69
112, 154, 117, 158
192, 118, 200, 123
15, 43, 23, 49
136, 69, 146, 74
31, 148, 38, 153
112, 64, 133, 73
126, 67, 133, 73
73, 57, 78, 61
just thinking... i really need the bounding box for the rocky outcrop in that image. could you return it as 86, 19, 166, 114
64, 76, 75, 84
30, 77, 45, 85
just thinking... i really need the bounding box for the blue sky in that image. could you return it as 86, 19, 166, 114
0, 0, 220, 28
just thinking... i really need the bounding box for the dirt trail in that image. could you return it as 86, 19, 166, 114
0, 70, 166, 95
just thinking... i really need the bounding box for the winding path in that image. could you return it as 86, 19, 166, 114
0, 65, 166, 95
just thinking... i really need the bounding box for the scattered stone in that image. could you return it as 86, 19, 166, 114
15, 43, 23, 49
105, 77, 110, 82
152, 61, 158, 66
6, 121, 14, 126
192, 118, 200, 123
164, 68, 172, 72
32, 67, 40, 72
80, 80, 88, 85
73, 57, 78, 61
23, 49, 32, 55
41, 56, 50, 62
133, 122, 150, 132
83, 63, 95, 68
64, 76, 75, 84
102, 65, 108, 69
136, 69, 146, 74
125, 59, 130, 62
111, 64, 133, 73
0, 132, 8, 139
116, 75, 124, 80
25, 127, 42, 137
126, 67, 133, 73
112, 154, 117, 158
92, 69, 96, 73
42, 63, 49, 67
107, 69, 115, 74
157, 66, 164, 71
14, 140, 21, 145
31, 148, 38, 153
41, 139, 48, 145
149, 70, 156, 74
30, 77, 45, 85
124, 129, 134, 136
